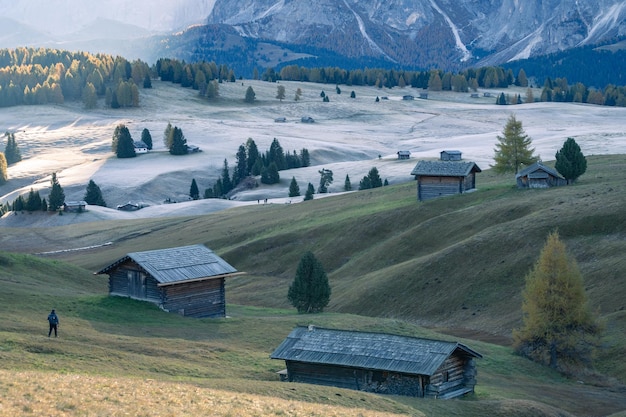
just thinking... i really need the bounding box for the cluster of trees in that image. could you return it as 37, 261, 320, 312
155, 58, 234, 101
1, 173, 65, 214
203, 138, 311, 199
0, 47, 150, 109
0, 131, 22, 185
2, 175, 107, 216
493, 115, 587, 183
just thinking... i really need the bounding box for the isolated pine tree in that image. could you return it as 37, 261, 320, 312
4, 132, 22, 165
163, 122, 173, 149
367, 167, 383, 188
318, 168, 333, 193
220, 159, 233, 194
141, 128, 153, 150
493, 115, 538, 174
0, 153, 7, 185
48, 173, 65, 211
288, 251, 331, 314
84, 179, 106, 207
169, 126, 188, 155
344, 174, 352, 191
289, 177, 300, 197
244, 86, 256, 103
295, 88, 302, 101
514, 231, 601, 371
189, 178, 199, 200
555, 137, 587, 184
113, 124, 136, 158
276, 85, 286, 101
304, 183, 315, 201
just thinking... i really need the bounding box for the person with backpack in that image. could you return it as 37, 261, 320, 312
47, 309, 59, 337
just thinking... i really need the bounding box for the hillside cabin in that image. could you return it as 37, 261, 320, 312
133, 141, 148, 154
419, 92, 429, 99
271, 326, 482, 399
301, 116, 315, 123
186, 144, 201, 153
402, 95, 414, 100
470, 93, 480, 98
411, 160, 482, 201
63, 200, 87, 212
440, 150, 462, 161
274, 117, 287, 123
516, 162, 567, 189
397, 151, 411, 160
96, 244, 243, 318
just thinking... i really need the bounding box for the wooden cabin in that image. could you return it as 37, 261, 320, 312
410, 160, 481, 201
96, 244, 243, 318
402, 95, 415, 100
397, 150, 411, 160
419, 92, 429, 99
133, 141, 148, 154
440, 150, 462, 161
63, 200, 87, 212
516, 162, 567, 189
271, 326, 482, 399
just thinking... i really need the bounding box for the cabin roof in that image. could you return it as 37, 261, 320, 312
270, 326, 482, 376
410, 160, 481, 177
515, 162, 564, 180
96, 244, 238, 285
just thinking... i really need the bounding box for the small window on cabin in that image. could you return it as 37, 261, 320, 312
442, 371, 449, 382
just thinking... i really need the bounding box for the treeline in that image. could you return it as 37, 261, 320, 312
155, 58, 236, 100
0, 47, 151, 108
204, 137, 310, 199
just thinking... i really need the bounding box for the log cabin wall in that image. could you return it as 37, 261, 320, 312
418, 175, 463, 201
425, 355, 474, 398
161, 278, 225, 318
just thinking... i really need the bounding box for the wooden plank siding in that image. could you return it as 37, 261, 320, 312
161, 278, 225, 318
417, 173, 476, 201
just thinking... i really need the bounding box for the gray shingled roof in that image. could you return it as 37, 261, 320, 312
97, 244, 238, 285
410, 160, 481, 177
271, 326, 482, 376
515, 161, 564, 179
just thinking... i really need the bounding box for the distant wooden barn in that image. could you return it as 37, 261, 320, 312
397, 150, 411, 160
96, 245, 243, 318
63, 200, 87, 212
410, 160, 481, 201
516, 162, 567, 189
271, 326, 482, 399
440, 150, 462, 161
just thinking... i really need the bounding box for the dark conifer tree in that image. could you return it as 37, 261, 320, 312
48, 172, 65, 211
169, 127, 188, 155
25, 188, 42, 212
289, 177, 300, 197
113, 124, 136, 158
344, 174, 352, 191
84, 179, 106, 207
555, 137, 587, 184
141, 128, 153, 150
300, 148, 310, 167
268, 138, 286, 170
288, 251, 331, 313
367, 167, 383, 188
233, 144, 247, 185
189, 178, 200, 200
244, 86, 256, 103
246, 138, 260, 176
4, 132, 22, 165
220, 159, 233, 194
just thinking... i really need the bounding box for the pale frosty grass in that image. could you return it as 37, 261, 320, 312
0, 370, 413, 417
1, 79, 625, 227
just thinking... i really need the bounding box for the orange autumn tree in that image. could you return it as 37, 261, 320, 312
513, 231, 602, 371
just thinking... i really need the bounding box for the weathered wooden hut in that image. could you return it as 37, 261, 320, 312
440, 150, 462, 161
96, 244, 243, 318
410, 160, 481, 201
63, 200, 87, 212
271, 326, 482, 399
397, 150, 411, 160
516, 162, 567, 189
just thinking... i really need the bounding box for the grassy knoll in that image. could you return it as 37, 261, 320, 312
1, 156, 625, 415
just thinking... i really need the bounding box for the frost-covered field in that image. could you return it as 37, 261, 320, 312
1, 79, 625, 226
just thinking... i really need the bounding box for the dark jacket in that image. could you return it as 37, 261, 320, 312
48, 312, 59, 325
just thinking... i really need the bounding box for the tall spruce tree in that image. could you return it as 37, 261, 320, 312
555, 137, 587, 184
514, 231, 601, 370
48, 172, 65, 211
318, 168, 333, 193
169, 126, 188, 155
367, 167, 383, 188
304, 183, 315, 201
84, 179, 106, 207
289, 177, 300, 197
189, 178, 199, 200
163, 122, 173, 149
4, 132, 22, 165
493, 115, 538, 174
25, 188, 42, 212
244, 86, 256, 103
344, 174, 352, 191
288, 251, 331, 313
141, 128, 153, 150
246, 138, 260, 176
276, 85, 286, 101
113, 124, 136, 158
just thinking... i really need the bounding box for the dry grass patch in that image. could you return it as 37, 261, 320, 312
0, 370, 417, 417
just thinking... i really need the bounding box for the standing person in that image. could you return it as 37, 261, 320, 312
47, 309, 59, 337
